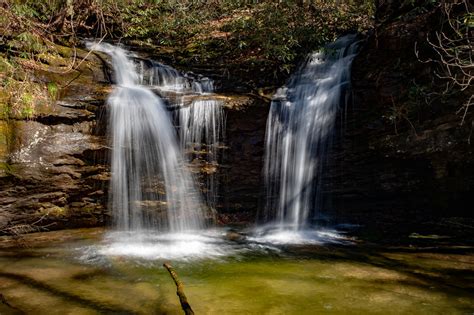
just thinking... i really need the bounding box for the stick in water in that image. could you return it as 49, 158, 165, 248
163, 263, 195, 315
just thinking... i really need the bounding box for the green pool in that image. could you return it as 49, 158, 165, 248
0, 228, 473, 314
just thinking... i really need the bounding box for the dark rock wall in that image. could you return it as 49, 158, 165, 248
322, 2, 474, 229
219, 97, 268, 224
2, 1, 472, 234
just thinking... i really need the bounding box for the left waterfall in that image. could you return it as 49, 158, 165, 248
87, 42, 204, 232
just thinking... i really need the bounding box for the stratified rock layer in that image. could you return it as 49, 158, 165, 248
0, 47, 111, 233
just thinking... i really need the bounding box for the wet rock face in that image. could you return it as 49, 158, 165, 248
0, 48, 111, 234
0, 120, 110, 234
219, 96, 268, 218
6, 10, 472, 235
321, 3, 474, 227
0, 44, 270, 233
170, 94, 268, 222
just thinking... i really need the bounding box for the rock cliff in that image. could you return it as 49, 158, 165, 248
323, 1, 474, 239
0, 47, 111, 234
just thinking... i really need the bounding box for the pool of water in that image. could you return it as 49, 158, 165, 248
0, 228, 473, 314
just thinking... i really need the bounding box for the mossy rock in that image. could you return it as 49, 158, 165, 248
0, 162, 14, 178
39, 205, 68, 217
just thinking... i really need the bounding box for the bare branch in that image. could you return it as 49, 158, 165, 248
415, 0, 473, 124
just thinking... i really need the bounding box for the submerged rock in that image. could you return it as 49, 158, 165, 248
225, 229, 246, 242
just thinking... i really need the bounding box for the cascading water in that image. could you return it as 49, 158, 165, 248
136, 60, 225, 210
137, 60, 214, 94
86, 42, 204, 232
178, 99, 225, 209
263, 34, 361, 233
138, 60, 190, 91
82, 35, 358, 259
81, 43, 234, 260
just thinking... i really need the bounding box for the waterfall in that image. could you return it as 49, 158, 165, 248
178, 99, 225, 209
138, 60, 190, 91
264, 34, 361, 231
137, 60, 215, 94
86, 42, 204, 232
136, 61, 225, 211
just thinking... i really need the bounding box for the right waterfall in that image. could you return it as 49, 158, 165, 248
264, 34, 361, 231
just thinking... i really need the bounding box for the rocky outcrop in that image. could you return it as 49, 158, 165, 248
3, 1, 472, 238
321, 2, 474, 236
0, 47, 111, 234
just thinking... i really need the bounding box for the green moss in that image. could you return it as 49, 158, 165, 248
47, 82, 59, 101
40, 205, 68, 217
0, 104, 11, 119
0, 120, 18, 176
0, 56, 13, 73
0, 120, 17, 158
0, 161, 17, 178
54, 44, 75, 58
0, 162, 13, 171
20, 105, 34, 119
81, 205, 97, 213
11, 3, 39, 19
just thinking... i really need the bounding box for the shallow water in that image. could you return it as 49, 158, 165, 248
0, 228, 473, 314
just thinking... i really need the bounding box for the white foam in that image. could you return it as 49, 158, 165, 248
249, 225, 351, 245
79, 227, 354, 263
82, 230, 240, 262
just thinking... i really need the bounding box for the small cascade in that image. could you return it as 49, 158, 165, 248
138, 60, 190, 91
263, 34, 361, 232
192, 76, 215, 94
86, 42, 205, 232
137, 60, 214, 94
136, 60, 225, 211
179, 99, 225, 208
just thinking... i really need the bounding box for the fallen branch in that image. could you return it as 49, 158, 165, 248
163, 263, 195, 315
1, 213, 56, 239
